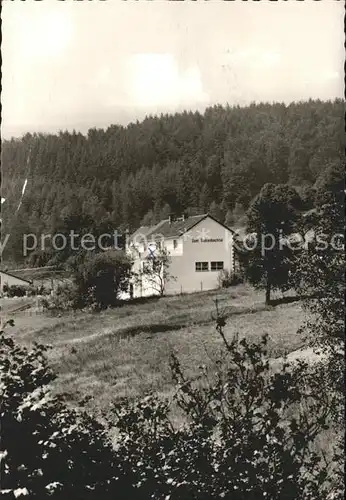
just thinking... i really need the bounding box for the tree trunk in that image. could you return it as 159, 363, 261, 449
159, 277, 164, 297
265, 280, 271, 305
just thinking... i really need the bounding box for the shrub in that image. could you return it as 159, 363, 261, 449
0, 320, 135, 499
26, 285, 40, 297
229, 270, 244, 286
218, 269, 244, 288
41, 283, 79, 312
71, 251, 133, 310
42, 251, 133, 312
217, 269, 231, 288
1, 312, 342, 499
4, 284, 28, 298
112, 309, 340, 500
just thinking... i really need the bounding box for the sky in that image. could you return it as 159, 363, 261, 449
1, 0, 344, 139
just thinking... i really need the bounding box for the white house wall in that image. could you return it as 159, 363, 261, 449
128, 217, 234, 298
163, 238, 183, 256
165, 217, 234, 294
129, 237, 183, 258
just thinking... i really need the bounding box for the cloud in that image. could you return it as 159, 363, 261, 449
179, 67, 209, 105
259, 51, 281, 67
127, 53, 209, 110
6, 4, 73, 62
221, 48, 281, 68
324, 71, 340, 81
1, 0, 343, 137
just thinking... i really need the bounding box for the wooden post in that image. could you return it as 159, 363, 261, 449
200, 281, 203, 291
265, 279, 271, 305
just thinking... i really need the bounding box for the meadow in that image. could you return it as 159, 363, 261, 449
4, 284, 308, 417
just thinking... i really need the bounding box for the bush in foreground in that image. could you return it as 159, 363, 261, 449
0, 320, 135, 500
1, 315, 342, 499
113, 319, 340, 499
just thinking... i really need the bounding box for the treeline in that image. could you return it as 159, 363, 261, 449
1, 98, 343, 264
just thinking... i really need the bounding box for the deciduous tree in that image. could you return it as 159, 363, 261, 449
135, 247, 175, 297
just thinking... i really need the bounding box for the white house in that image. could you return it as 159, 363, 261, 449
125, 213, 235, 297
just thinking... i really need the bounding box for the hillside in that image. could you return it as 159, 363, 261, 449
6, 284, 307, 417
1, 99, 343, 265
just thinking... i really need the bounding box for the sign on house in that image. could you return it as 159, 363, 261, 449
192, 238, 223, 243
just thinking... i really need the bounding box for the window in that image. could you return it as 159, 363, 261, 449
211, 261, 224, 271
142, 261, 152, 272
173, 239, 178, 249
196, 262, 209, 272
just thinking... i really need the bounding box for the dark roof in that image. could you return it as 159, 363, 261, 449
147, 214, 208, 239
129, 226, 152, 242
129, 213, 234, 242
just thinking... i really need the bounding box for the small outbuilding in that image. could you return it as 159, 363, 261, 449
0, 270, 32, 294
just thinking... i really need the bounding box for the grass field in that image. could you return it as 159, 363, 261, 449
5, 284, 308, 416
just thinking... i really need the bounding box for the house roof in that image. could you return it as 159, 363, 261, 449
0, 270, 33, 285
129, 226, 152, 242
129, 213, 234, 243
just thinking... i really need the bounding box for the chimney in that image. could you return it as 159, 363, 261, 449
176, 213, 187, 222
168, 213, 176, 225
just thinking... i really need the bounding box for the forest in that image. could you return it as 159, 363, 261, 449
1, 100, 344, 499
1, 98, 344, 265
